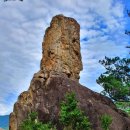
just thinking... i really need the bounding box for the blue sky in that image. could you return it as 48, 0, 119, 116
0, 0, 130, 115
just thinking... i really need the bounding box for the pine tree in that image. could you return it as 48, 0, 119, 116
97, 56, 130, 101
59, 92, 91, 130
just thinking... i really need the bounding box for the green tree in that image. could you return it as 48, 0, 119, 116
20, 112, 56, 130
97, 56, 130, 101
100, 114, 112, 130
59, 92, 91, 130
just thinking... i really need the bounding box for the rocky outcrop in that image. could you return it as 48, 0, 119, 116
10, 73, 130, 130
9, 15, 130, 130
40, 14, 82, 81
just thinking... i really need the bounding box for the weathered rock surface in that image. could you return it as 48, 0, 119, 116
40, 15, 82, 81
9, 15, 130, 130
10, 73, 130, 130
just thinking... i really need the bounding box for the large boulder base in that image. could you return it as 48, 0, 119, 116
9, 15, 130, 130
10, 73, 130, 130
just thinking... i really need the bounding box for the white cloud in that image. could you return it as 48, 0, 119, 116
0, 104, 12, 115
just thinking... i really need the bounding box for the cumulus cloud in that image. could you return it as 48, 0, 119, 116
0, 0, 129, 115
0, 104, 12, 115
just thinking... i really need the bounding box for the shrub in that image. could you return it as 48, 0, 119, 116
100, 114, 112, 130
20, 92, 91, 130
59, 92, 91, 130
20, 112, 56, 130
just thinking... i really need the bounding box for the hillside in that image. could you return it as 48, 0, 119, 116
0, 115, 9, 130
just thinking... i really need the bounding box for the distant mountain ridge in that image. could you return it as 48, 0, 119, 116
0, 115, 9, 130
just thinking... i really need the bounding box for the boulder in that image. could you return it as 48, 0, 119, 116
9, 15, 130, 130
9, 73, 130, 130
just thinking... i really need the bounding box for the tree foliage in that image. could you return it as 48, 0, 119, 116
59, 92, 91, 130
97, 56, 130, 101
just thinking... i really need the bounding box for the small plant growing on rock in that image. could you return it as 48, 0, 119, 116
59, 92, 91, 130
20, 111, 56, 130
100, 114, 112, 130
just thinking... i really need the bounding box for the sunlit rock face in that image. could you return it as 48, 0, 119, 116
9, 15, 83, 130
40, 15, 83, 81
9, 15, 130, 130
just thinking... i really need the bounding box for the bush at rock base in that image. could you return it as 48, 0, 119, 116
20, 112, 56, 130
100, 114, 112, 130
20, 92, 91, 130
59, 92, 91, 130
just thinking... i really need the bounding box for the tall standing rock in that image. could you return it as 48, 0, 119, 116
9, 15, 83, 130
9, 15, 130, 130
40, 15, 82, 80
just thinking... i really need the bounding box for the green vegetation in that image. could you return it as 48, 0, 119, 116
20, 92, 91, 130
97, 56, 130, 116
97, 56, 130, 101
100, 114, 112, 130
20, 112, 56, 130
115, 101, 130, 116
59, 92, 91, 130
